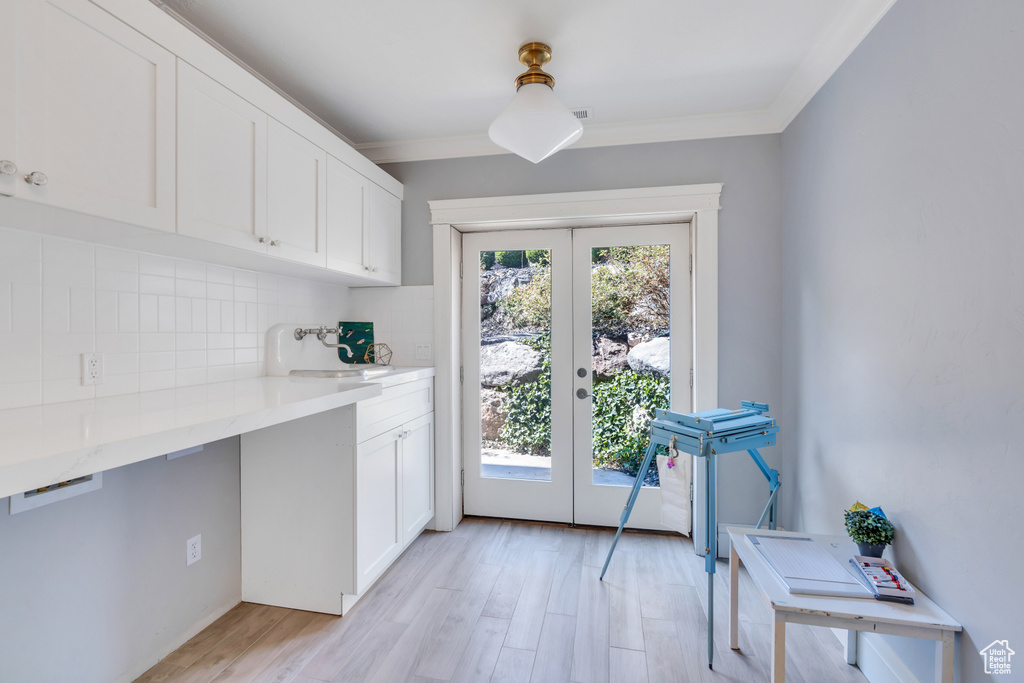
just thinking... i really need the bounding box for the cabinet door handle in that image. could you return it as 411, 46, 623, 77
269, 240, 279, 247
258, 236, 266, 244
0, 160, 17, 176
24, 171, 48, 186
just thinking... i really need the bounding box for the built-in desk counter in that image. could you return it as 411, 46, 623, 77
0, 375, 402, 501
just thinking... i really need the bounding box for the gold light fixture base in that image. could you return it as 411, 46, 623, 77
515, 42, 555, 90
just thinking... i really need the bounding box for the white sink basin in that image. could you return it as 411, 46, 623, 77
289, 366, 398, 380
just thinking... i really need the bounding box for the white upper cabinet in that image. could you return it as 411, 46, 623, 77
0, 0, 16, 197
177, 60, 267, 253
325, 154, 367, 276
367, 183, 402, 284
14, 0, 176, 232
326, 156, 402, 284
266, 119, 326, 267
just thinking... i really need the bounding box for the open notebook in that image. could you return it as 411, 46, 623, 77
748, 535, 871, 598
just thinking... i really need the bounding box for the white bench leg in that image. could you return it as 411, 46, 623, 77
846, 629, 858, 665
772, 612, 786, 682
730, 543, 740, 650
935, 630, 954, 683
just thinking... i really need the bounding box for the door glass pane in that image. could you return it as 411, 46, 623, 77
590, 245, 670, 487
479, 249, 552, 481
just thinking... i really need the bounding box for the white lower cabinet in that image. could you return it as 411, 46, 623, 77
240, 377, 433, 615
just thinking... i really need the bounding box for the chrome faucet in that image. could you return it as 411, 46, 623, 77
294, 326, 354, 358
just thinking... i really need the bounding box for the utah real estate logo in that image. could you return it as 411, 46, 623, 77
979, 640, 1014, 675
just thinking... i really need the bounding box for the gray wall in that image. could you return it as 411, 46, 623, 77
780, 0, 1024, 680
384, 135, 785, 527
0, 439, 241, 683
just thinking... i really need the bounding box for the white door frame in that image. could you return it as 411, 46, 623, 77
430, 184, 721, 536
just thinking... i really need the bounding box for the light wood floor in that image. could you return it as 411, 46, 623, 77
137, 517, 869, 683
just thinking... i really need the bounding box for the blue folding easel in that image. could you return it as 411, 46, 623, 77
600, 401, 781, 670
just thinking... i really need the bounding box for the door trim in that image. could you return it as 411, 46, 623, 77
430, 184, 721, 532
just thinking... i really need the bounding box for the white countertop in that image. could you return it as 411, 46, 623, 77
0, 367, 434, 500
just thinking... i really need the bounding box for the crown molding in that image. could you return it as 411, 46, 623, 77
768, 0, 897, 130
357, 0, 897, 165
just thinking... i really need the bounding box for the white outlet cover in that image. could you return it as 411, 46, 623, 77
186, 534, 202, 566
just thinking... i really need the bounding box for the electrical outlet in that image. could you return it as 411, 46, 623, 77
186, 534, 201, 566
81, 353, 103, 386
415, 343, 432, 360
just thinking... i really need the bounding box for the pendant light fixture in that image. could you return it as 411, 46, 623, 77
488, 42, 583, 164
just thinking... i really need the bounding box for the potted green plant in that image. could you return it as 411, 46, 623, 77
844, 505, 895, 557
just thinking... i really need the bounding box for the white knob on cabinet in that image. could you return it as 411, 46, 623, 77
0, 160, 16, 176
24, 171, 48, 186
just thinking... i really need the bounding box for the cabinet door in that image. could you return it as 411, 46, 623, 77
177, 61, 268, 253
356, 429, 402, 593
0, 0, 15, 197
367, 183, 402, 284
325, 155, 368, 276
267, 119, 326, 267
16, 0, 176, 232
401, 412, 434, 543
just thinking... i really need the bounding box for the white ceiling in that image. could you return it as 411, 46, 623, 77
157, 0, 895, 163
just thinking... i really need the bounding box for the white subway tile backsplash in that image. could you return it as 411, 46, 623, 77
43, 378, 94, 404
0, 355, 40, 384
106, 352, 139, 376
12, 284, 42, 332
42, 286, 70, 333
140, 370, 175, 392
0, 380, 41, 410
191, 299, 207, 333
96, 333, 138, 354
43, 354, 79, 381
207, 282, 233, 301
176, 278, 206, 298
96, 268, 138, 292
176, 333, 205, 351
174, 260, 206, 281
234, 270, 258, 288
206, 265, 233, 284
44, 332, 94, 356
0, 282, 11, 333
139, 352, 174, 373
70, 288, 95, 333
158, 296, 175, 332
0, 226, 355, 407
95, 246, 138, 272
95, 373, 138, 398
139, 254, 175, 277
139, 333, 174, 353
96, 290, 118, 333
44, 237, 93, 267
175, 298, 192, 332
140, 274, 175, 296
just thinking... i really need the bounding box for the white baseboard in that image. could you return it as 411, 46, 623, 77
831, 628, 923, 683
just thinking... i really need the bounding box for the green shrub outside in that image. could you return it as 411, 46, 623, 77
499, 335, 551, 453
501, 270, 551, 329
496, 250, 527, 268
499, 335, 669, 478
480, 251, 496, 270
499, 245, 670, 332
525, 250, 550, 266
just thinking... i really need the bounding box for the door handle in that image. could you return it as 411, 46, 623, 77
576, 388, 590, 399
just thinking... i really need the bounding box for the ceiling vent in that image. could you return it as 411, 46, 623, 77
571, 107, 594, 123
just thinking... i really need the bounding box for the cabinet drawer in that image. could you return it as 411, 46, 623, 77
357, 378, 432, 443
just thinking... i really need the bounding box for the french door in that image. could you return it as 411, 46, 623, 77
462, 224, 691, 529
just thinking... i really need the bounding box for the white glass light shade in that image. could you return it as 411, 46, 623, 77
488, 83, 584, 163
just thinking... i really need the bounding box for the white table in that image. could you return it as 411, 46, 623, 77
727, 527, 961, 683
